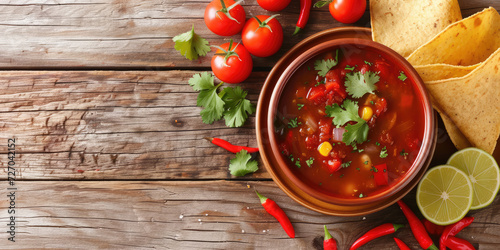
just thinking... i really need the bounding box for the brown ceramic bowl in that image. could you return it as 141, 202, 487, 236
256, 27, 437, 216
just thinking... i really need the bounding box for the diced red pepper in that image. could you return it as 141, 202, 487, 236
305, 134, 319, 150
374, 60, 390, 78
373, 163, 388, 186
360, 64, 370, 74
374, 97, 387, 116
307, 85, 326, 104
327, 159, 341, 173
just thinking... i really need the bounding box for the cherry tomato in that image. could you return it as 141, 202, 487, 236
242, 15, 283, 57
211, 40, 253, 84
204, 0, 246, 36
328, 0, 366, 24
257, 0, 291, 12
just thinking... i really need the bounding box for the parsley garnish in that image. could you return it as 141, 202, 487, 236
307, 66, 311, 71
288, 117, 299, 128
306, 157, 314, 167
295, 158, 301, 168
188, 73, 254, 127
375, 141, 380, 146
315, 78, 326, 86
358, 149, 364, 153
364, 61, 372, 66
173, 25, 210, 60
339, 174, 344, 178
220, 86, 256, 127
314, 50, 339, 77
371, 166, 378, 172
380, 146, 388, 158
345, 65, 355, 71
325, 100, 369, 145
341, 161, 352, 168
398, 71, 408, 81
359, 193, 364, 198
304, 81, 309, 85
356, 168, 360, 171
400, 149, 409, 157
345, 71, 379, 98
364, 161, 369, 165
297, 104, 305, 110
229, 150, 258, 176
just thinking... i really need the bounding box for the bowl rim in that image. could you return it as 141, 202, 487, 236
266, 38, 435, 206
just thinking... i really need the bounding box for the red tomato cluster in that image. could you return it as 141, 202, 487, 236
204, 0, 287, 83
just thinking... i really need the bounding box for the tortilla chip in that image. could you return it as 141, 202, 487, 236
370, 0, 462, 57
425, 48, 500, 154
414, 63, 479, 82
407, 7, 500, 66
433, 101, 472, 150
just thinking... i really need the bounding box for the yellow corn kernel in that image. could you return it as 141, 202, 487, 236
361, 106, 373, 121
317, 142, 333, 156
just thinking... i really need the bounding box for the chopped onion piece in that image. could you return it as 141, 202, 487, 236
332, 127, 345, 142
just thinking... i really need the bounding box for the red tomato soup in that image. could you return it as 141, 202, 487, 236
275, 46, 425, 199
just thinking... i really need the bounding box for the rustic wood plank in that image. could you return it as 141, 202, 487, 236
0, 70, 267, 180
0, 0, 496, 69
1, 180, 498, 249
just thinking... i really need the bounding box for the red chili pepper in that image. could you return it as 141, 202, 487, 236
293, 0, 311, 35
445, 236, 476, 250
422, 218, 445, 235
323, 225, 337, 250
394, 237, 411, 250
397, 200, 438, 250
255, 190, 295, 238
440, 217, 474, 250
205, 137, 259, 153
350, 223, 404, 250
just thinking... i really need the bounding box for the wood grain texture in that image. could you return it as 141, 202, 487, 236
1, 180, 499, 249
0, 70, 267, 180
0, 0, 497, 69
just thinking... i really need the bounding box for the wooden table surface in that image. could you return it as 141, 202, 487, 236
1, 0, 499, 249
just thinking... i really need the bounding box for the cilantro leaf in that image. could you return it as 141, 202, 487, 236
189, 73, 225, 124
288, 117, 299, 128
345, 65, 355, 71
314, 50, 339, 77
173, 25, 210, 61
326, 99, 364, 126
345, 71, 379, 98
188, 71, 214, 91
229, 150, 258, 177
364, 61, 372, 66
341, 161, 352, 168
325, 99, 369, 145
343, 122, 369, 145
297, 104, 305, 110
221, 86, 255, 128
398, 71, 408, 81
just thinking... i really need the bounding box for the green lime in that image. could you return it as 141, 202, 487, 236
447, 147, 500, 210
416, 165, 473, 225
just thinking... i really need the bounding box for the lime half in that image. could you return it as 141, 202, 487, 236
447, 147, 500, 210
416, 165, 473, 225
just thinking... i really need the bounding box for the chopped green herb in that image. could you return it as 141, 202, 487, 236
306, 157, 314, 167
375, 142, 380, 146
351, 143, 358, 151
359, 193, 364, 198
339, 174, 344, 178
288, 118, 299, 128
295, 159, 301, 168
364, 161, 369, 165
400, 149, 409, 157
304, 81, 309, 85
345, 71, 379, 98
341, 161, 352, 168
398, 71, 408, 81
358, 149, 364, 153
371, 166, 378, 172
356, 168, 360, 171
319, 182, 322, 186
345, 65, 355, 71
314, 78, 326, 87
364, 61, 372, 66
297, 104, 305, 110
308, 66, 311, 71
370, 101, 374, 105
380, 146, 388, 158
314, 50, 339, 77
383, 169, 387, 172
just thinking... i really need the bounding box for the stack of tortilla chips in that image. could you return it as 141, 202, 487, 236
371, 1, 500, 154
